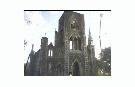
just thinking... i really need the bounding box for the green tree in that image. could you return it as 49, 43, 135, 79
96, 47, 111, 76
101, 47, 111, 75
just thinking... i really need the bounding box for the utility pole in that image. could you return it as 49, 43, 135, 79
99, 13, 105, 75
99, 13, 103, 52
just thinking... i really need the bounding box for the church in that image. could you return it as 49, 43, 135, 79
24, 11, 97, 76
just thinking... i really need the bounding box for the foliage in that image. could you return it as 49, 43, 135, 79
96, 47, 111, 76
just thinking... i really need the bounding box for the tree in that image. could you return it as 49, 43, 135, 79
96, 47, 111, 76
100, 47, 111, 75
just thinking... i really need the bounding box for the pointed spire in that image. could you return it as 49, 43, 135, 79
89, 27, 91, 37
88, 27, 93, 45
88, 27, 92, 40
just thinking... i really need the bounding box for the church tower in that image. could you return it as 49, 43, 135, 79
57, 11, 87, 75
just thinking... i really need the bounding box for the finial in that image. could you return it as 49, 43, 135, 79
45, 33, 46, 37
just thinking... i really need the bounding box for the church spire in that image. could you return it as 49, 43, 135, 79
89, 28, 91, 37
88, 27, 92, 41
88, 27, 93, 45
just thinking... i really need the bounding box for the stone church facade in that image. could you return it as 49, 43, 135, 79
24, 11, 97, 76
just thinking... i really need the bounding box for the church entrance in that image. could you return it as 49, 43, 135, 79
72, 62, 80, 76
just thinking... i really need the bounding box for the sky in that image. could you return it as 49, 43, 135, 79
24, 11, 111, 63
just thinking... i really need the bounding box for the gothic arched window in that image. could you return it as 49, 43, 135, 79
69, 36, 81, 50
70, 40, 72, 49
48, 49, 53, 57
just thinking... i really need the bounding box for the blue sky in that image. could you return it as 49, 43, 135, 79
24, 11, 111, 63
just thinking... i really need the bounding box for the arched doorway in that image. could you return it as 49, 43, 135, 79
72, 62, 80, 76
